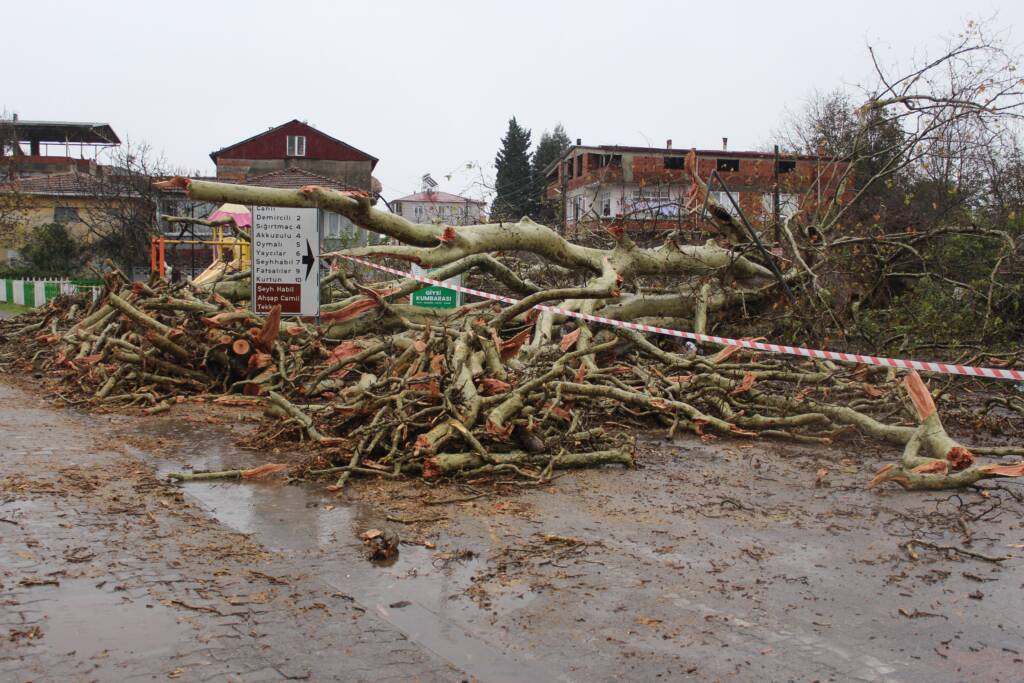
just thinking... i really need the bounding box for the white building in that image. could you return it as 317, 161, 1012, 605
391, 190, 485, 226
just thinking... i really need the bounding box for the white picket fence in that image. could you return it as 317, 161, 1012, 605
0, 278, 102, 308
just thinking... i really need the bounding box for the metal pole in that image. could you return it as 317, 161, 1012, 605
560, 158, 569, 234
773, 145, 781, 244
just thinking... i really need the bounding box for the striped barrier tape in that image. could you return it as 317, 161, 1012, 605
336, 254, 1024, 382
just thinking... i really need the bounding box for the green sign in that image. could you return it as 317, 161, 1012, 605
411, 285, 460, 308
410, 265, 461, 309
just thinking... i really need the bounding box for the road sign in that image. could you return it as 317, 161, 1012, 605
410, 263, 462, 309
251, 206, 320, 316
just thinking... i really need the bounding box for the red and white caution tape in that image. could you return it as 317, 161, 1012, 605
336, 255, 1024, 381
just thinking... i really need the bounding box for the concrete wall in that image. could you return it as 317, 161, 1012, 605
3, 156, 97, 176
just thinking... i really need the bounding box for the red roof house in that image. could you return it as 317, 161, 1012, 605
210, 120, 379, 193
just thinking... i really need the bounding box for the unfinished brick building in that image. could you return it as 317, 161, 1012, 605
543, 140, 851, 236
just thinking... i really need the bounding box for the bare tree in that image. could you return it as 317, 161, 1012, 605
59, 141, 181, 275
0, 115, 27, 244
768, 20, 1024, 343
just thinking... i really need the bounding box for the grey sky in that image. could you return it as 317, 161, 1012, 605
4, 0, 1022, 203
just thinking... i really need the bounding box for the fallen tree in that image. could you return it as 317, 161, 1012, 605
1, 174, 1020, 493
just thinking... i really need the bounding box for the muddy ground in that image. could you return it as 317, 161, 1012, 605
2, 377, 1023, 682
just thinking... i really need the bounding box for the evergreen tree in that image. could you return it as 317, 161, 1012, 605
532, 124, 571, 182
531, 124, 572, 224
492, 117, 533, 220
19, 223, 80, 277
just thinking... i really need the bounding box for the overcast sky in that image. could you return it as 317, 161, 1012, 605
4, 1, 1022, 202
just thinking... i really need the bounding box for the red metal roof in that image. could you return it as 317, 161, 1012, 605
210, 120, 378, 169
393, 190, 483, 204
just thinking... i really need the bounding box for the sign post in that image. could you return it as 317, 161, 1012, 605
410, 263, 462, 309
251, 206, 320, 316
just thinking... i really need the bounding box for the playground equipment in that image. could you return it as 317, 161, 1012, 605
151, 203, 252, 285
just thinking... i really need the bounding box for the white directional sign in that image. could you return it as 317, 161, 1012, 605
251, 206, 320, 316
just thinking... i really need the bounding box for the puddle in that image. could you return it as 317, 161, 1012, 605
40, 578, 193, 671
124, 419, 553, 683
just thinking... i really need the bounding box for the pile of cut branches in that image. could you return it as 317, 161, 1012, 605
0, 276, 300, 415
0, 263, 1020, 493
1, 173, 1022, 491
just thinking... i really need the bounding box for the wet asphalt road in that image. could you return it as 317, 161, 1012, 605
0, 381, 462, 682
2, 375, 1024, 682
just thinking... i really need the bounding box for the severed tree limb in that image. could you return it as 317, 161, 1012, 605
268, 391, 327, 443
168, 463, 288, 482
904, 539, 1009, 563
424, 447, 634, 476
167, 177, 776, 283
489, 258, 620, 330
162, 214, 251, 242
549, 381, 747, 437
693, 281, 712, 335
866, 372, 1024, 490
108, 293, 172, 335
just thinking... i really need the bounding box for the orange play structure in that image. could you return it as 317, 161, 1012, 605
151, 204, 252, 284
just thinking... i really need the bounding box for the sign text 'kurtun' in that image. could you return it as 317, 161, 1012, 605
251, 206, 320, 316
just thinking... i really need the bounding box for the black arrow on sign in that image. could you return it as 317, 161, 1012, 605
301, 240, 315, 280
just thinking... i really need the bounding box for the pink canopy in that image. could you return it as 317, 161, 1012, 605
208, 203, 252, 229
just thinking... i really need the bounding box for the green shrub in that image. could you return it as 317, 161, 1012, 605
14, 223, 81, 278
